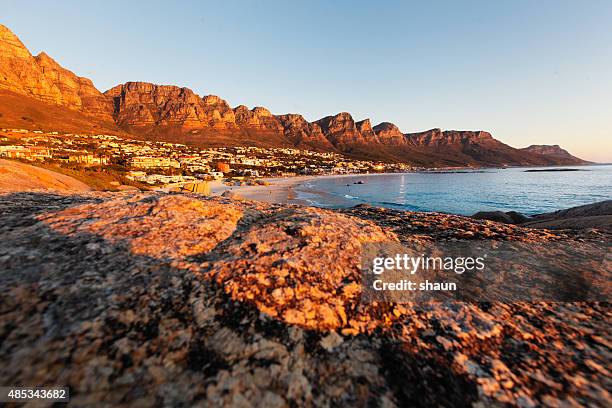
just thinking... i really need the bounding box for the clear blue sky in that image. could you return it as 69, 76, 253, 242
4, 0, 612, 161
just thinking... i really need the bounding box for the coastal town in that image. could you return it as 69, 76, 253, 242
0, 128, 413, 192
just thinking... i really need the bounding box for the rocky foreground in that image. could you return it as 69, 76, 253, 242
0, 192, 610, 407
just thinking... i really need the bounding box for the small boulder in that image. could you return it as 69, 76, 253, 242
472, 211, 515, 224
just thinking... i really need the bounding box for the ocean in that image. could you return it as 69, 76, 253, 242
294, 164, 612, 216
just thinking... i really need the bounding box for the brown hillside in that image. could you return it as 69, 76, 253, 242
0, 89, 119, 134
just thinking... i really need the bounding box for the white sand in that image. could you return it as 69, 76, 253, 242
208, 173, 383, 205
208, 176, 316, 205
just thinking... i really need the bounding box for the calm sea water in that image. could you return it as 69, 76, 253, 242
295, 165, 612, 215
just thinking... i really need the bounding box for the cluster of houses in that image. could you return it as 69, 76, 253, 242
0, 145, 52, 161
0, 128, 413, 188
0, 130, 110, 165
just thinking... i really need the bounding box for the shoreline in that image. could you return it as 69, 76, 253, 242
208, 165, 611, 222
208, 173, 387, 205
208, 175, 315, 205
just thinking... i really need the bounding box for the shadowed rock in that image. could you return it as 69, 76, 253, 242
472, 210, 530, 224
472, 200, 612, 232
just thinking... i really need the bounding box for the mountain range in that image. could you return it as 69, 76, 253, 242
0, 24, 589, 166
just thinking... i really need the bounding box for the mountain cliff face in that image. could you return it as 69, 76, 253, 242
105, 82, 238, 129
277, 114, 333, 149
0, 24, 590, 166
314, 113, 366, 146
105, 82, 297, 146
0, 24, 113, 121
355, 119, 378, 142
520, 145, 589, 164
406, 129, 494, 146
234, 105, 283, 132
373, 122, 406, 145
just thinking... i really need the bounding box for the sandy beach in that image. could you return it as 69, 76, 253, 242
208, 173, 393, 205
208, 176, 316, 205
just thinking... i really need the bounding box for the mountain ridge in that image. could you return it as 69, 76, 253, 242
520, 144, 587, 164
0, 24, 113, 122
0, 24, 590, 166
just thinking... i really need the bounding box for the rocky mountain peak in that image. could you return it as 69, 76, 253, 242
33, 51, 56, 64
202, 94, 225, 106
0, 26, 113, 120
233, 105, 252, 123
356, 118, 372, 132
277, 113, 312, 130
314, 113, 374, 146
525, 144, 562, 152
277, 113, 334, 149
335, 111, 355, 122
0, 24, 31, 59
373, 122, 406, 145
120, 81, 194, 97
520, 144, 589, 164
106, 82, 210, 127
121, 82, 202, 106
405, 129, 493, 146
103, 84, 123, 98
356, 119, 378, 141
252, 106, 273, 117
315, 112, 356, 132
277, 113, 306, 123
232, 105, 282, 131
443, 130, 493, 143
373, 121, 401, 135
